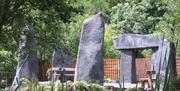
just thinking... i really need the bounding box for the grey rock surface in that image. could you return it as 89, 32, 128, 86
120, 50, 136, 83
74, 13, 105, 83
12, 21, 39, 86
114, 34, 160, 49
52, 44, 72, 68
114, 34, 176, 90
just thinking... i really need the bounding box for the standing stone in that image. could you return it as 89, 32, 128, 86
150, 48, 159, 79
157, 42, 177, 90
74, 13, 105, 83
120, 50, 136, 83
12, 21, 39, 86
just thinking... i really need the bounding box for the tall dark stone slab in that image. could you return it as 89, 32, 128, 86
12, 21, 39, 86
114, 34, 176, 90
150, 47, 159, 79
120, 50, 136, 83
157, 42, 177, 90
74, 13, 105, 83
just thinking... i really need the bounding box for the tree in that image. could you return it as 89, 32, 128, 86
110, 0, 167, 34
104, 25, 119, 58
64, 14, 91, 57
154, 0, 180, 56
0, 0, 79, 61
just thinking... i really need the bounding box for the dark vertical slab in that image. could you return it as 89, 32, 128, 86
120, 50, 137, 83
151, 47, 160, 79
157, 42, 177, 90
74, 13, 105, 83
12, 21, 39, 86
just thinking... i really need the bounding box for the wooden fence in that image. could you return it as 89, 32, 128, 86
39, 58, 180, 81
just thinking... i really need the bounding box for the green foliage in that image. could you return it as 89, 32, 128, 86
126, 88, 137, 91
73, 81, 89, 91
0, 0, 117, 59
153, 0, 180, 56
110, 0, 180, 57
0, 50, 16, 90
104, 25, 119, 58
64, 80, 73, 91
64, 14, 91, 57
88, 83, 107, 91
19, 79, 113, 91
0, 50, 17, 71
142, 49, 153, 58
55, 81, 110, 91
22, 75, 39, 91
0, 0, 80, 61
171, 76, 180, 91
137, 49, 153, 58
46, 68, 51, 80
72, 0, 110, 14
110, 0, 167, 34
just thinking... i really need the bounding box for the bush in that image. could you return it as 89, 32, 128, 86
0, 50, 17, 88
17, 78, 115, 91
127, 88, 137, 91
172, 76, 180, 90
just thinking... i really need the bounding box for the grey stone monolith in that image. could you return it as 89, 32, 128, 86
120, 50, 136, 83
74, 13, 105, 83
12, 21, 39, 87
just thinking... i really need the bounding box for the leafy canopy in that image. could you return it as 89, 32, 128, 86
110, 0, 167, 34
